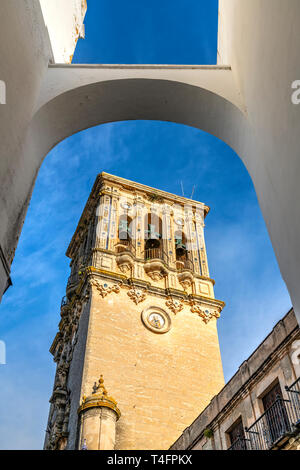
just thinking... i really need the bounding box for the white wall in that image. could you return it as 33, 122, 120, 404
218, 0, 300, 320
0, 0, 300, 329
40, 0, 87, 63
0, 1, 86, 298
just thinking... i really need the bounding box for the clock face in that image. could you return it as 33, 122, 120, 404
141, 308, 171, 334
148, 312, 165, 329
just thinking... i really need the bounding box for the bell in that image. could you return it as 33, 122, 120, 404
176, 243, 186, 257
119, 230, 129, 240
148, 239, 160, 249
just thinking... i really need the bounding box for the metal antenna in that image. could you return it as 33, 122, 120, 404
180, 181, 185, 197
190, 185, 196, 199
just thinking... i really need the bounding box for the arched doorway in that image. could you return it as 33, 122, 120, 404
144, 212, 163, 259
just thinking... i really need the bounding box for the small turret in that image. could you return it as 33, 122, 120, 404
78, 375, 121, 450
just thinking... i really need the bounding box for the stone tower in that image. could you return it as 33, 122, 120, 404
44, 172, 225, 450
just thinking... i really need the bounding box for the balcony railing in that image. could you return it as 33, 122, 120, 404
228, 436, 251, 451
285, 377, 300, 427
245, 396, 296, 450
144, 248, 169, 265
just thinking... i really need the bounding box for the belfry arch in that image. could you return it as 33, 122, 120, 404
1, 0, 300, 328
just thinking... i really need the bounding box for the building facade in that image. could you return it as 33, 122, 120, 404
44, 172, 225, 450
171, 308, 300, 451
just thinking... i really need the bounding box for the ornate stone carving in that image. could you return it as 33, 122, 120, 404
116, 251, 133, 274
62, 397, 70, 435
180, 279, 193, 290
46, 387, 70, 450
127, 287, 147, 304
165, 297, 184, 315
54, 365, 68, 391
144, 259, 167, 282
46, 288, 90, 450
147, 193, 164, 203
190, 303, 221, 324
90, 279, 120, 298
146, 270, 165, 282
78, 375, 121, 419
177, 270, 194, 290
119, 265, 130, 274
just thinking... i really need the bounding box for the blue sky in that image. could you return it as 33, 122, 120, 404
0, 0, 291, 449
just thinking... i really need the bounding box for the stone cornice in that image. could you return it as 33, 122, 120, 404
79, 266, 222, 306
99, 172, 209, 212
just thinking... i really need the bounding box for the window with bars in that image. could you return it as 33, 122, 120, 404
228, 418, 245, 446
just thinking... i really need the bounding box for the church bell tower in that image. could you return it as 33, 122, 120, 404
44, 172, 225, 450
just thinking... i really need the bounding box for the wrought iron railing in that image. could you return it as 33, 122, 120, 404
285, 377, 300, 427
144, 248, 168, 265
245, 396, 296, 450
228, 436, 251, 450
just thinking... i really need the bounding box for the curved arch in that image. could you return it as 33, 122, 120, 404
6, 75, 249, 295
30, 77, 249, 171
2, 2, 300, 326
2, 74, 250, 304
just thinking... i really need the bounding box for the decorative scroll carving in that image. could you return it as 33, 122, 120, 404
89, 279, 120, 298
146, 270, 165, 282
190, 302, 221, 324
116, 252, 134, 274
165, 297, 184, 315
127, 287, 147, 304
177, 267, 194, 291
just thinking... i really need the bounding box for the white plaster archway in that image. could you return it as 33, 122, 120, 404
1, 0, 300, 327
